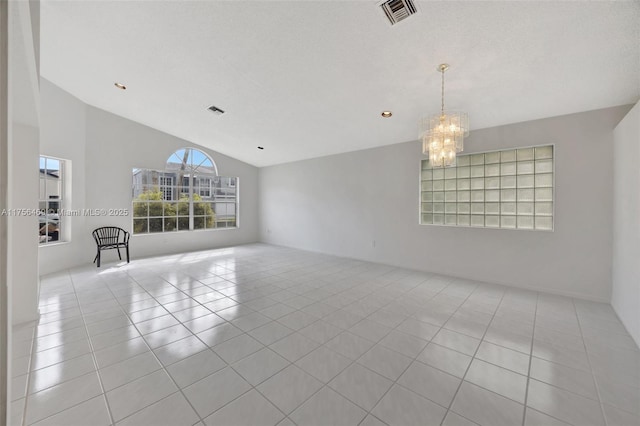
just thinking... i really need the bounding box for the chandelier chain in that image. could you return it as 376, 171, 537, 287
441, 67, 445, 116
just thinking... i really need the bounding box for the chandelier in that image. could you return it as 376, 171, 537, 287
420, 64, 469, 167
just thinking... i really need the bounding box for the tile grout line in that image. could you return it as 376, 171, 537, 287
521, 291, 540, 426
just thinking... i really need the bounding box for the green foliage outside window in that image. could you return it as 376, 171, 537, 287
133, 190, 215, 234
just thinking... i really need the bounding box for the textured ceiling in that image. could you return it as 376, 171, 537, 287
40, 1, 640, 167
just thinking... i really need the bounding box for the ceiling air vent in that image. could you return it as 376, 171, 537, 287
380, 0, 417, 25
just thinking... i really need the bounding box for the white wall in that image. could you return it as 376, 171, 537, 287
39, 79, 87, 275
39, 80, 260, 274
260, 106, 631, 301
612, 102, 640, 346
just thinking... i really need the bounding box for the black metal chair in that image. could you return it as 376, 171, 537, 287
92, 226, 130, 267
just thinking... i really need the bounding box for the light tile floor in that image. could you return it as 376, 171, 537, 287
10, 243, 640, 426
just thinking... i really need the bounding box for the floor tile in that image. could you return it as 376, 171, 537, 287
290, 386, 367, 426
117, 392, 199, 426
475, 340, 530, 375
213, 333, 263, 364
417, 343, 472, 378
278, 310, 318, 331
378, 330, 429, 358
526, 379, 605, 426
397, 361, 461, 407
371, 384, 447, 426
99, 351, 162, 391
248, 321, 295, 345
183, 366, 252, 418
31, 395, 111, 426
203, 389, 284, 426
348, 319, 392, 343
94, 336, 150, 368
143, 324, 193, 349
298, 320, 342, 344
106, 369, 177, 422
153, 335, 207, 366
396, 317, 440, 341
357, 344, 412, 381
451, 381, 524, 426
465, 359, 527, 404
602, 403, 640, 426
431, 329, 481, 357
166, 349, 226, 388
442, 411, 479, 426
182, 313, 226, 334
231, 311, 272, 332
295, 346, 352, 383
529, 356, 598, 400
232, 347, 290, 386
28, 353, 96, 394
524, 407, 571, 426
196, 322, 243, 347
270, 332, 320, 362
30, 339, 92, 371
257, 365, 323, 414
325, 332, 374, 360
329, 363, 393, 411
25, 372, 103, 424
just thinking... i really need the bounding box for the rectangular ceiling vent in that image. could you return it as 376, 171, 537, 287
380, 0, 417, 25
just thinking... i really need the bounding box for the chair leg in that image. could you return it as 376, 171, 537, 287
93, 252, 98, 263
97, 250, 101, 268
126, 245, 130, 263
117, 247, 122, 260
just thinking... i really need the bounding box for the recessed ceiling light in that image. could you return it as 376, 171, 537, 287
257, 146, 264, 150
114, 82, 126, 90
381, 111, 393, 118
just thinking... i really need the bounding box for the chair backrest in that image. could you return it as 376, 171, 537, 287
93, 226, 125, 245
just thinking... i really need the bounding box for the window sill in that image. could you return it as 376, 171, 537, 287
131, 226, 239, 237
39, 241, 71, 247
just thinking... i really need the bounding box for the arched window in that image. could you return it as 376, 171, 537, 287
132, 148, 238, 234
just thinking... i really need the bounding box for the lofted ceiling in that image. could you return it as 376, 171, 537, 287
40, 1, 639, 167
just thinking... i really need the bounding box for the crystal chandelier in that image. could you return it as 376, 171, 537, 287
420, 64, 469, 167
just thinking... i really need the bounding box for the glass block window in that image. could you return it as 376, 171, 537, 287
420, 145, 553, 231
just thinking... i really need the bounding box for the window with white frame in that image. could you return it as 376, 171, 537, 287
132, 148, 238, 234
39, 156, 66, 244
420, 145, 554, 230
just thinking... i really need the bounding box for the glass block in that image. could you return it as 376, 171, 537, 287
485, 152, 500, 164
421, 181, 432, 191
517, 202, 534, 215
485, 164, 500, 177
471, 154, 485, 165
517, 216, 534, 229
445, 179, 457, 191
433, 180, 445, 191
486, 190, 500, 202
457, 179, 470, 190
535, 188, 553, 202
471, 215, 485, 227
486, 215, 500, 228
535, 173, 553, 187
501, 189, 516, 202
421, 214, 433, 224
433, 214, 444, 225
421, 169, 433, 180
501, 162, 517, 176
445, 192, 457, 202
471, 178, 485, 190
517, 161, 535, 175
501, 150, 516, 162
501, 202, 516, 215
501, 175, 516, 188
486, 177, 500, 189
445, 214, 457, 225
535, 202, 553, 216
471, 165, 485, 178
457, 155, 470, 167
421, 191, 433, 202
421, 160, 431, 170
457, 215, 470, 226
458, 203, 470, 214
471, 203, 485, 214
518, 175, 535, 188
517, 189, 534, 202
535, 159, 553, 174
457, 166, 470, 178
445, 168, 457, 179
433, 203, 444, 213
433, 192, 445, 202
535, 216, 553, 230
535, 146, 553, 160
471, 191, 484, 202
457, 191, 470, 202
501, 215, 517, 229
433, 169, 444, 180
421, 202, 433, 213
486, 202, 500, 215
517, 148, 535, 161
